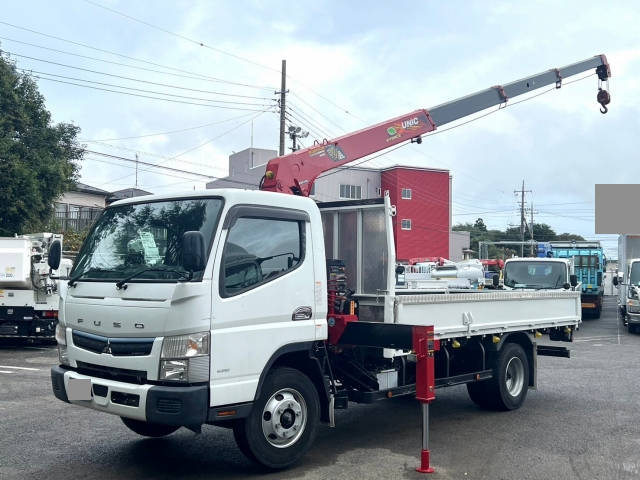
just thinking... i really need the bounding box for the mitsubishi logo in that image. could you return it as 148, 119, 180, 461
102, 340, 112, 355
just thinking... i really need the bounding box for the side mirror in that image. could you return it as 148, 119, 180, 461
492, 274, 499, 287
48, 240, 62, 271
613, 276, 618, 286
182, 231, 206, 272
570, 274, 578, 287
395, 265, 405, 275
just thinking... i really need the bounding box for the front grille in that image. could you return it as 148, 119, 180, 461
72, 330, 154, 356
73, 331, 107, 354
76, 361, 147, 384
0, 324, 18, 335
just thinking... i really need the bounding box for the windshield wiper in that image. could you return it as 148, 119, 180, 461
115, 266, 192, 290
68, 268, 119, 287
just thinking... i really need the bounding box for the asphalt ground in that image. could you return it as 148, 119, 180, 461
1, 296, 639, 480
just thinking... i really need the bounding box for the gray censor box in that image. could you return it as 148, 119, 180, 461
595, 184, 640, 234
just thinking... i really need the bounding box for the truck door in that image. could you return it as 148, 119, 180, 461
209, 205, 317, 406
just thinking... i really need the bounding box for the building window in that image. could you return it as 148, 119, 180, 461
401, 188, 412, 200
401, 219, 412, 230
339, 184, 362, 200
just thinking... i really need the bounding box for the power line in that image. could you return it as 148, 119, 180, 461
83, 0, 282, 75
290, 91, 347, 133
80, 111, 258, 142
85, 150, 214, 179
27, 73, 274, 111
86, 151, 256, 188
95, 109, 270, 186
0, 21, 273, 90
5, 50, 272, 100
13, 65, 275, 108
287, 105, 335, 139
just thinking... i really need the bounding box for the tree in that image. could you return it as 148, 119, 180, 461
555, 233, 586, 241
474, 218, 487, 232
453, 219, 585, 259
0, 51, 83, 236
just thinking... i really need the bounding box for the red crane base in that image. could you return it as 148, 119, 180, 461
416, 449, 435, 474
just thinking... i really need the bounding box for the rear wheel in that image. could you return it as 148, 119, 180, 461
467, 342, 529, 411
233, 367, 320, 470
120, 417, 180, 437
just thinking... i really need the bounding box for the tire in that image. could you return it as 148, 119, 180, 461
120, 417, 180, 437
466, 381, 493, 409
233, 367, 320, 470
630, 324, 638, 334
593, 306, 601, 319
468, 343, 529, 411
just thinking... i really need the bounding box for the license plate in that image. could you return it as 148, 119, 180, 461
581, 303, 596, 309
67, 377, 92, 401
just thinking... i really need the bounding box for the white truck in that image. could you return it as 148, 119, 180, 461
0, 233, 71, 339
49, 55, 610, 471
614, 234, 640, 332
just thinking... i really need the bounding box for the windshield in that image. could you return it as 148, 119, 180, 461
630, 262, 640, 286
503, 261, 567, 289
71, 198, 223, 283
573, 255, 600, 268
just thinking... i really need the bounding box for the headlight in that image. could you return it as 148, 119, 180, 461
55, 323, 67, 346
160, 332, 210, 383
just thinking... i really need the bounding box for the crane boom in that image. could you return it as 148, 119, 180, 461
260, 55, 611, 196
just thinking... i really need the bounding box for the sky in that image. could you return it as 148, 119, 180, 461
2, 0, 639, 258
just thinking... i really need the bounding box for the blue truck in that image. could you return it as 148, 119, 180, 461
549, 241, 605, 318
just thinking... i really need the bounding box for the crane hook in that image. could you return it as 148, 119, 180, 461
597, 88, 610, 114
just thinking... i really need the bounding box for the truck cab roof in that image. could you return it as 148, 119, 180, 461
108, 188, 318, 212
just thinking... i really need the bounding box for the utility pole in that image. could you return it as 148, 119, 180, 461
276, 59, 288, 156
514, 180, 532, 257
530, 203, 534, 257
135, 153, 139, 188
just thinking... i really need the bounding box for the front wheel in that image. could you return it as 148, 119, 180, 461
467, 342, 529, 411
233, 367, 320, 470
120, 417, 180, 437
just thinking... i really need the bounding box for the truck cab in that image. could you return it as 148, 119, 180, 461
502, 257, 577, 291
51, 190, 328, 464
618, 258, 640, 332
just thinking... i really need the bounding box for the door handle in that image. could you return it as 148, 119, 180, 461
292, 306, 312, 321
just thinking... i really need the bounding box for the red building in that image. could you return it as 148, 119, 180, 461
381, 166, 450, 261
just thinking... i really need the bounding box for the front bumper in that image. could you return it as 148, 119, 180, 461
626, 312, 640, 325
51, 365, 208, 427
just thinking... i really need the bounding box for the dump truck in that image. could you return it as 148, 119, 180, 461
549, 241, 605, 318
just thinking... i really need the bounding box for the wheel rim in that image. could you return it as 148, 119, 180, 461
261, 388, 307, 448
505, 356, 525, 397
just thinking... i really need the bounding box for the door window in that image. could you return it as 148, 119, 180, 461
221, 217, 304, 297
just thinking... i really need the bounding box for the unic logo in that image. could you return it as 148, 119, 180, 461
402, 117, 420, 129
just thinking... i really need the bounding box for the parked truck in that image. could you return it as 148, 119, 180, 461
549, 241, 605, 318
0, 233, 72, 339
614, 235, 640, 332
50, 55, 610, 472
502, 257, 578, 293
